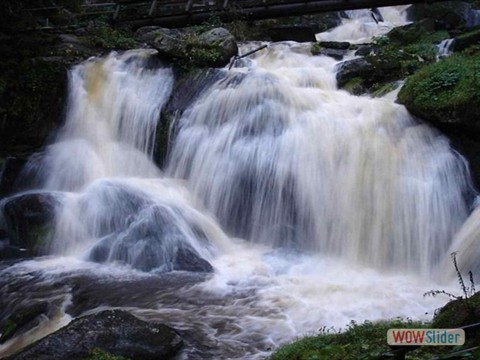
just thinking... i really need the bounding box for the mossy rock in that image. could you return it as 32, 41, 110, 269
454, 27, 480, 52
398, 54, 480, 126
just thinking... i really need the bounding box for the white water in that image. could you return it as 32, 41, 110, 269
167, 40, 470, 278
316, 6, 410, 43
0, 6, 476, 360
437, 38, 455, 59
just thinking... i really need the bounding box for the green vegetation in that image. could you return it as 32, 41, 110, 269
87, 25, 138, 50
84, 348, 129, 360
398, 53, 480, 124
269, 319, 480, 360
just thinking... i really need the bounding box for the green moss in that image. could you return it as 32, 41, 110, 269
343, 77, 365, 96
398, 54, 480, 123
311, 43, 322, 55
83, 348, 129, 360
370, 82, 399, 98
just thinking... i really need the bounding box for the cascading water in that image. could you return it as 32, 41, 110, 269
0, 6, 476, 360
437, 38, 455, 59
316, 6, 410, 43
167, 42, 470, 277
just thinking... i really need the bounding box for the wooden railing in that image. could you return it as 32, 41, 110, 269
19, 0, 441, 28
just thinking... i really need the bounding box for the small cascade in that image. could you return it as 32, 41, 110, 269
437, 38, 455, 59
316, 6, 410, 43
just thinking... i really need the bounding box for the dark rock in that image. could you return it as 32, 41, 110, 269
2, 192, 61, 255
0, 157, 27, 198
0, 240, 30, 261
0, 33, 99, 159
317, 41, 350, 50
198, 28, 238, 66
355, 45, 374, 56
9, 309, 183, 360
335, 58, 375, 88
0, 302, 49, 344
407, 1, 472, 30
453, 28, 480, 52
268, 26, 316, 42
173, 247, 213, 273
144, 26, 238, 68
312, 47, 346, 60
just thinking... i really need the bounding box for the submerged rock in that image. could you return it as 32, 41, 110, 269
89, 204, 214, 273
9, 310, 183, 360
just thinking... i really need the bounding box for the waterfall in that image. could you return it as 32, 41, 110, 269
34, 50, 171, 191
437, 38, 455, 59
316, 6, 410, 43
0, 6, 476, 359
8, 50, 229, 270
167, 42, 471, 277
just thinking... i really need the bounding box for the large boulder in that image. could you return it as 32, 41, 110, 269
2, 192, 61, 255
336, 58, 375, 89
398, 54, 480, 127
9, 310, 183, 360
136, 26, 238, 68
89, 205, 214, 273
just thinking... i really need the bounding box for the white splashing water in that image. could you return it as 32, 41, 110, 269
316, 6, 410, 43
167, 41, 470, 278
39, 50, 170, 191
437, 38, 455, 59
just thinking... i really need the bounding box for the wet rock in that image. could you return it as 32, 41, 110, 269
136, 26, 238, 67
9, 309, 183, 360
2, 192, 61, 255
0, 302, 49, 344
335, 58, 375, 89
317, 41, 350, 50
355, 45, 374, 56
0, 157, 26, 198
268, 26, 316, 42
88, 205, 214, 273
312, 47, 346, 60
198, 28, 238, 66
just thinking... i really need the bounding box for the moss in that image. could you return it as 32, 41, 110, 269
342, 77, 365, 96
311, 43, 322, 55
83, 348, 129, 360
398, 54, 480, 124
370, 82, 400, 98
